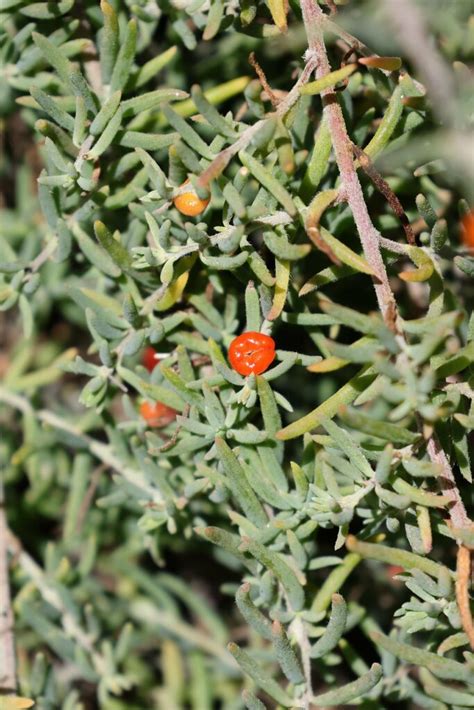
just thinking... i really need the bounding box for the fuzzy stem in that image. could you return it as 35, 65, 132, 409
301, 0, 397, 326
0, 480, 16, 692
300, 0, 472, 533
292, 615, 313, 706
426, 437, 470, 530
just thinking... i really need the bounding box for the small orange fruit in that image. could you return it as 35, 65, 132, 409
173, 180, 210, 217
461, 211, 474, 252
140, 400, 176, 428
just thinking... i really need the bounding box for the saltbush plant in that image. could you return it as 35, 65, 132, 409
0, 0, 473, 707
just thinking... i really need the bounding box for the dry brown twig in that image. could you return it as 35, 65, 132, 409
352, 144, 416, 245
456, 545, 474, 651
248, 52, 280, 109
197, 53, 318, 191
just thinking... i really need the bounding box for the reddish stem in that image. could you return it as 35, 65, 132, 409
300, 0, 396, 325
300, 0, 472, 532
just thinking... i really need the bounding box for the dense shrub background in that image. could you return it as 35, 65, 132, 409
0, 1, 473, 708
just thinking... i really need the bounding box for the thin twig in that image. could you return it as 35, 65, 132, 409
300, 0, 472, 534
29, 236, 58, 273
158, 404, 190, 452
352, 145, 416, 245
0, 387, 161, 503
76, 464, 105, 535
426, 437, 470, 531
382, 0, 456, 126
456, 545, 474, 650
301, 0, 397, 326
0, 479, 16, 692
249, 52, 279, 109
276, 55, 319, 118
6, 528, 108, 675
292, 615, 313, 706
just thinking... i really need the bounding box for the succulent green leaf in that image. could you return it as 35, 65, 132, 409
195, 527, 257, 574
239, 151, 297, 216
311, 594, 347, 658
88, 106, 123, 159
110, 19, 137, 93
30, 87, 74, 131
100, 0, 119, 84
300, 64, 357, 96
227, 642, 294, 707
272, 621, 304, 684
371, 633, 474, 683
310, 664, 382, 705
239, 537, 305, 611
345, 537, 451, 579
215, 438, 268, 526
277, 366, 376, 440
235, 583, 272, 640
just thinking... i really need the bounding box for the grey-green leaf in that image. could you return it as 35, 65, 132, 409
310, 664, 382, 706
311, 594, 347, 658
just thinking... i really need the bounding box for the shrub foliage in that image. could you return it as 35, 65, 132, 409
0, 0, 473, 708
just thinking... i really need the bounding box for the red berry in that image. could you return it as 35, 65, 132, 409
461, 211, 474, 252
143, 346, 159, 372
387, 565, 404, 577
140, 400, 176, 428
228, 331, 276, 377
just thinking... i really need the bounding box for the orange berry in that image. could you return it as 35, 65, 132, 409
461, 211, 474, 252
140, 400, 176, 428
173, 180, 210, 217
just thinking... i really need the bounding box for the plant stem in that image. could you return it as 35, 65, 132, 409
456, 545, 474, 650
292, 615, 313, 706
427, 437, 469, 530
6, 528, 107, 675
300, 0, 397, 326
300, 0, 472, 533
0, 480, 16, 692
198, 52, 318, 190
0, 387, 160, 502
382, 0, 456, 127
324, 19, 391, 76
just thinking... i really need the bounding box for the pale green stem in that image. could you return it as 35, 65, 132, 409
0, 479, 16, 692
12, 541, 108, 676
0, 387, 160, 502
